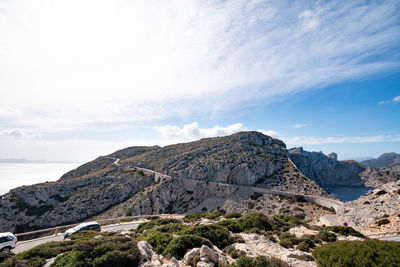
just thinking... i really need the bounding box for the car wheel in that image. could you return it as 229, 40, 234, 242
1, 247, 11, 253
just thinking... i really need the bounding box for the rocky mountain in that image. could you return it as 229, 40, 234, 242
0, 132, 327, 233
361, 152, 400, 173
288, 147, 399, 187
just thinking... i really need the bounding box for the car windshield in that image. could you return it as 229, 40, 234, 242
73, 225, 84, 230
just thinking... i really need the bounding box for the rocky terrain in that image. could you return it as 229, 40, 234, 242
0, 132, 327, 233
289, 147, 399, 187
362, 152, 400, 173
335, 181, 400, 236
0, 131, 398, 235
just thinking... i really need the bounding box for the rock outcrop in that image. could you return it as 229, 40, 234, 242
288, 147, 399, 187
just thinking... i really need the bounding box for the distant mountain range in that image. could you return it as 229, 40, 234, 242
0, 158, 79, 164
361, 152, 400, 173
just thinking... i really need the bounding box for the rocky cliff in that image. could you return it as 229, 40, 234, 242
0, 132, 328, 233
288, 147, 399, 187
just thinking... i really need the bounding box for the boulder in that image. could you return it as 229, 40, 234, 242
183, 247, 201, 265
200, 245, 219, 264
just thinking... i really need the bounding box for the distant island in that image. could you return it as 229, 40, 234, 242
0, 158, 80, 164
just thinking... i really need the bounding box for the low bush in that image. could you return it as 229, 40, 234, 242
223, 245, 246, 259
144, 231, 173, 254
250, 192, 263, 200
153, 223, 188, 233
136, 218, 181, 233
278, 233, 300, 249
204, 211, 224, 220
375, 190, 387, 195
297, 241, 310, 252
238, 213, 272, 231
16, 241, 74, 262
92, 250, 140, 267
287, 254, 314, 262
312, 240, 400, 267
183, 225, 233, 248
163, 235, 212, 259
224, 213, 242, 219
324, 226, 365, 238
216, 219, 243, 233
183, 213, 204, 222
232, 256, 290, 267
273, 214, 305, 230
376, 218, 390, 226
316, 231, 337, 242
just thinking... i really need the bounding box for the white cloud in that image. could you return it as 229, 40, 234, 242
0, 129, 42, 139
283, 135, 400, 145
155, 122, 247, 141
293, 123, 310, 129
0, 0, 399, 132
379, 95, 400, 104
256, 130, 280, 138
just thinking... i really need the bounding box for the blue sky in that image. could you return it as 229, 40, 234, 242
0, 0, 399, 162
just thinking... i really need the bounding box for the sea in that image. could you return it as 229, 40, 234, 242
0, 163, 81, 195
325, 185, 375, 202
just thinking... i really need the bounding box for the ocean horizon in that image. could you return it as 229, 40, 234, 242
0, 163, 81, 195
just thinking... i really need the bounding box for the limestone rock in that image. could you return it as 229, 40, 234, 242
138, 241, 155, 262
183, 248, 201, 265
200, 245, 219, 264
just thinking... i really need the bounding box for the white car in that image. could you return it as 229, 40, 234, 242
0, 232, 17, 252
64, 221, 101, 239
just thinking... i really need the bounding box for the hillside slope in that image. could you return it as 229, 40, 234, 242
0, 131, 327, 233
362, 152, 400, 173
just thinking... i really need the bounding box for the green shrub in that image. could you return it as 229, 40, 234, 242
52, 251, 88, 267
204, 211, 224, 220
93, 250, 140, 267
239, 213, 272, 231
223, 245, 246, 259
154, 223, 188, 233
163, 235, 212, 259
136, 218, 181, 233
287, 254, 314, 262
363, 201, 370, 204
183, 225, 233, 248
317, 231, 337, 242
145, 231, 173, 254
216, 220, 244, 233
376, 218, 390, 226
273, 214, 305, 230
224, 213, 242, 219
232, 256, 290, 267
324, 226, 365, 238
312, 240, 400, 267
250, 192, 263, 200
376, 190, 388, 196
297, 241, 310, 252
16, 241, 74, 261
279, 233, 299, 248
183, 213, 205, 222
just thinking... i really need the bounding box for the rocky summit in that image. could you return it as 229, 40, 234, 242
0, 131, 398, 234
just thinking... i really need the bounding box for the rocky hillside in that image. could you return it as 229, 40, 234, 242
0, 132, 327, 233
362, 152, 400, 173
288, 147, 399, 187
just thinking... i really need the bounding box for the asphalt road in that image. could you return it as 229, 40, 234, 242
378, 235, 400, 242
13, 221, 144, 254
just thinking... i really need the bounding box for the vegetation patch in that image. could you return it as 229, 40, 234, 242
324, 226, 365, 238
312, 240, 400, 267
136, 218, 181, 233
163, 235, 212, 259
224, 213, 242, 219
183, 213, 205, 222
183, 224, 233, 248
215, 219, 243, 233
238, 213, 272, 231
316, 231, 337, 243
231, 256, 290, 267
376, 218, 390, 226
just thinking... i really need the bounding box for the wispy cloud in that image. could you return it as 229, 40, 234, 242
293, 123, 310, 129
379, 95, 400, 104
283, 135, 400, 145
0, 129, 42, 139
155, 122, 247, 141
0, 0, 399, 131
